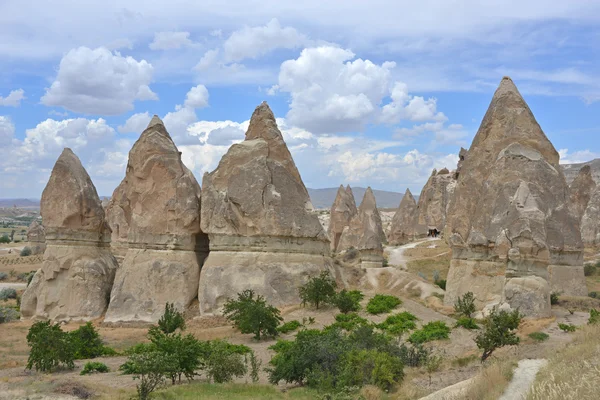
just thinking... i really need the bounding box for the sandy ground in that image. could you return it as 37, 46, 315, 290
385, 238, 441, 268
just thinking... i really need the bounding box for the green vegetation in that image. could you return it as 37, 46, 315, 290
0, 272, 7, 281
408, 321, 451, 344
70, 322, 115, 359
277, 320, 302, 334
0, 235, 10, 244
299, 271, 337, 309
550, 292, 559, 305
455, 317, 479, 330
223, 289, 282, 340
158, 302, 186, 334
80, 361, 109, 375
397, 343, 430, 367
332, 289, 364, 314
366, 294, 402, 314
558, 323, 577, 332
377, 312, 418, 336
435, 279, 447, 290
589, 308, 599, 325
26, 321, 75, 372
0, 306, 20, 323
475, 308, 522, 361
528, 332, 549, 342
0, 287, 17, 300
127, 351, 179, 400
327, 312, 370, 331
584, 263, 597, 276
454, 292, 476, 318
20, 246, 32, 257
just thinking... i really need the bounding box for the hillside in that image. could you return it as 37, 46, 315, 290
562, 159, 600, 185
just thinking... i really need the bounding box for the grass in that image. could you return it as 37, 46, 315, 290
408, 321, 450, 344
528, 332, 549, 342
460, 357, 517, 400
405, 257, 451, 283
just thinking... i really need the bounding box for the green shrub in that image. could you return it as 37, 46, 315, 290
157, 302, 185, 334
366, 294, 402, 315
127, 351, 178, 400
26, 321, 75, 372
408, 321, 451, 344
0, 235, 9, 243
377, 312, 418, 336
558, 323, 577, 332
148, 327, 206, 384
70, 322, 107, 359
0, 306, 20, 323
454, 292, 476, 318
332, 289, 364, 314
397, 343, 430, 367
455, 317, 479, 330
528, 332, 549, 342
223, 289, 282, 340
475, 308, 521, 361
0, 288, 17, 300
204, 340, 249, 383
277, 320, 302, 334
589, 292, 599, 299
27, 271, 36, 286
584, 264, 597, 276
589, 309, 600, 325
435, 279, 447, 290
80, 361, 109, 375
20, 247, 32, 257
338, 349, 404, 391
299, 271, 337, 309
0, 272, 7, 281
327, 313, 370, 331
550, 292, 559, 305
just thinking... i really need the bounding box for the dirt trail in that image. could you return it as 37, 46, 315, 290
385, 238, 440, 268
499, 359, 547, 400
0, 282, 27, 290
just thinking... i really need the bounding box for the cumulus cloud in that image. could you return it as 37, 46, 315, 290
118, 112, 151, 134
149, 31, 196, 50
0, 89, 25, 107
395, 121, 470, 147
41, 47, 157, 115
184, 84, 209, 109
0, 116, 15, 141
558, 148, 600, 164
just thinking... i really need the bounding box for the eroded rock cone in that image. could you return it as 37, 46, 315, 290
444, 77, 586, 316
581, 186, 600, 247
338, 187, 385, 267
388, 189, 418, 245
105, 116, 208, 323
328, 185, 358, 252
569, 165, 596, 221
415, 168, 456, 236
21, 149, 117, 321
199, 102, 331, 313
26, 220, 46, 255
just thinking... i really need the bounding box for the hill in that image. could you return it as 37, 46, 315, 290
562, 159, 600, 185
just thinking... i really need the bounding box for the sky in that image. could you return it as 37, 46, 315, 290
1, 1, 600, 199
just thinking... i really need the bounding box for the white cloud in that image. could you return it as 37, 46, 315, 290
559, 148, 600, 164
380, 82, 446, 124
149, 31, 196, 50
0, 116, 15, 141
184, 84, 209, 109
41, 46, 157, 115
0, 89, 25, 107
106, 38, 134, 50
118, 112, 151, 134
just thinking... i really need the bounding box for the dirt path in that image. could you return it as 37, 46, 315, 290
385, 238, 440, 268
0, 282, 26, 290
499, 359, 547, 400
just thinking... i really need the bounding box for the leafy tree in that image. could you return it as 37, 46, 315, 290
332, 289, 364, 314
204, 340, 249, 383
366, 294, 402, 314
454, 292, 476, 318
0, 235, 10, 244
157, 302, 185, 334
127, 351, 178, 400
223, 289, 282, 340
26, 321, 75, 372
338, 349, 404, 391
20, 246, 32, 257
80, 361, 109, 375
299, 271, 337, 309
408, 321, 451, 344
70, 322, 106, 359
475, 308, 522, 361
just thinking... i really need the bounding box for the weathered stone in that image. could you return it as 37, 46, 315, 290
20, 149, 117, 321
454, 148, 468, 180
581, 186, 600, 247
444, 77, 586, 315
105, 116, 208, 323
388, 189, 418, 245
503, 276, 551, 318
26, 220, 46, 255
328, 185, 358, 252
569, 165, 596, 221
414, 168, 456, 236
198, 102, 330, 313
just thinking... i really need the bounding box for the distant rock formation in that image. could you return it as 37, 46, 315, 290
414, 168, 456, 235
105, 116, 209, 323
26, 220, 46, 255
21, 149, 117, 321
388, 189, 418, 245
569, 165, 596, 221
328, 185, 358, 252
198, 102, 331, 313
338, 187, 385, 267
562, 158, 600, 186
444, 77, 586, 317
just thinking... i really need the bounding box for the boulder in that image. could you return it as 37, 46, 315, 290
569, 165, 596, 221
26, 220, 46, 255
444, 77, 586, 316
20, 149, 117, 321
105, 116, 209, 323
328, 185, 358, 252
388, 188, 418, 245
198, 102, 331, 314
503, 276, 551, 318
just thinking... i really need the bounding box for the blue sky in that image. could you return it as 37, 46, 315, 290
1, 1, 600, 198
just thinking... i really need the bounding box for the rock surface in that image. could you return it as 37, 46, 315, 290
388, 188, 418, 245
198, 102, 331, 313
105, 116, 208, 323
328, 185, 358, 252
26, 220, 46, 255
20, 149, 117, 321
581, 186, 600, 247
415, 168, 456, 235
503, 276, 551, 318
444, 77, 586, 314
569, 165, 596, 221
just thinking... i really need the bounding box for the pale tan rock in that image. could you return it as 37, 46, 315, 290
20, 149, 117, 321
569, 165, 596, 221
388, 188, 418, 245
581, 187, 600, 247
358, 267, 445, 299
503, 276, 551, 318
105, 116, 208, 323
26, 220, 46, 255
346, 185, 358, 213
415, 168, 456, 234
328, 185, 358, 252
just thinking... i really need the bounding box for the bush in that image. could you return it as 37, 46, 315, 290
584, 264, 597, 276
223, 289, 282, 340
550, 292, 559, 305
475, 308, 522, 361
0, 272, 7, 281
454, 292, 476, 318
589, 292, 599, 299
397, 343, 430, 367
589, 309, 600, 325
455, 317, 479, 330
299, 271, 337, 309
204, 340, 249, 383
377, 312, 418, 336
435, 279, 447, 290
277, 320, 302, 334
366, 294, 402, 315
26, 321, 75, 372
80, 361, 109, 375
20, 246, 32, 257
0, 288, 17, 300
558, 323, 577, 332
157, 302, 185, 334
70, 322, 107, 359
127, 351, 178, 400
0, 235, 10, 243
408, 321, 451, 344
328, 313, 370, 331
338, 349, 404, 391
528, 332, 549, 342
332, 289, 364, 314
0, 306, 20, 323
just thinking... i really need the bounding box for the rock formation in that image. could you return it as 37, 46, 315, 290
581, 186, 600, 247
346, 185, 358, 213
198, 102, 331, 313
20, 149, 117, 321
388, 189, 418, 245
444, 77, 586, 317
328, 185, 358, 252
105, 116, 209, 323
454, 148, 468, 180
414, 169, 456, 235
26, 220, 46, 255
337, 187, 385, 267
569, 165, 596, 221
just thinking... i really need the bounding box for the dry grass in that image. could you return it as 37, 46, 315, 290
457, 357, 517, 400
557, 296, 600, 311
405, 256, 451, 282
527, 324, 600, 400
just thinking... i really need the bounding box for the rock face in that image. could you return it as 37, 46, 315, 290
198, 102, 331, 313
26, 220, 46, 255
444, 77, 587, 316
581, 187, 600, 247
105, 116, 209, 323
20, 149, 118, 321
328, 185, 358, 252
569, 165, 596, 221
338, 187, 385, 267
388, 189, 418, 245
503, 276, 551, 318
415, 169, 456, 235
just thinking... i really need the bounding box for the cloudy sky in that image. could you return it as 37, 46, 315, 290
1, 1, 600, 199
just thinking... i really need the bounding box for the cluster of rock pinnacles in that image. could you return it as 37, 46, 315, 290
21, 77, 589, 322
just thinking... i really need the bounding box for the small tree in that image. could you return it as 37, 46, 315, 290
70, 322, 106, 359
223, 289, 283, 340
204, 340, 249, 383
0, 235, 9, 244
332, 289, 364, 314
20, 247, 32, 257
299, 271, 337, 309
148, 326, 205, 384
26, 321, 75, 372
475, 308, 522, 361
157, 302, 185, 334
127, 351, 178, 400
454, 292, 476, 318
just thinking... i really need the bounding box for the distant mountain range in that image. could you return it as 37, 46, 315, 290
0, 199, 40, 208
561, 159, 600, 186
307, 187, 409, 209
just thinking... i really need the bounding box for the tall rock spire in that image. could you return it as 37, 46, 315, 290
388, 188, 418, 245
